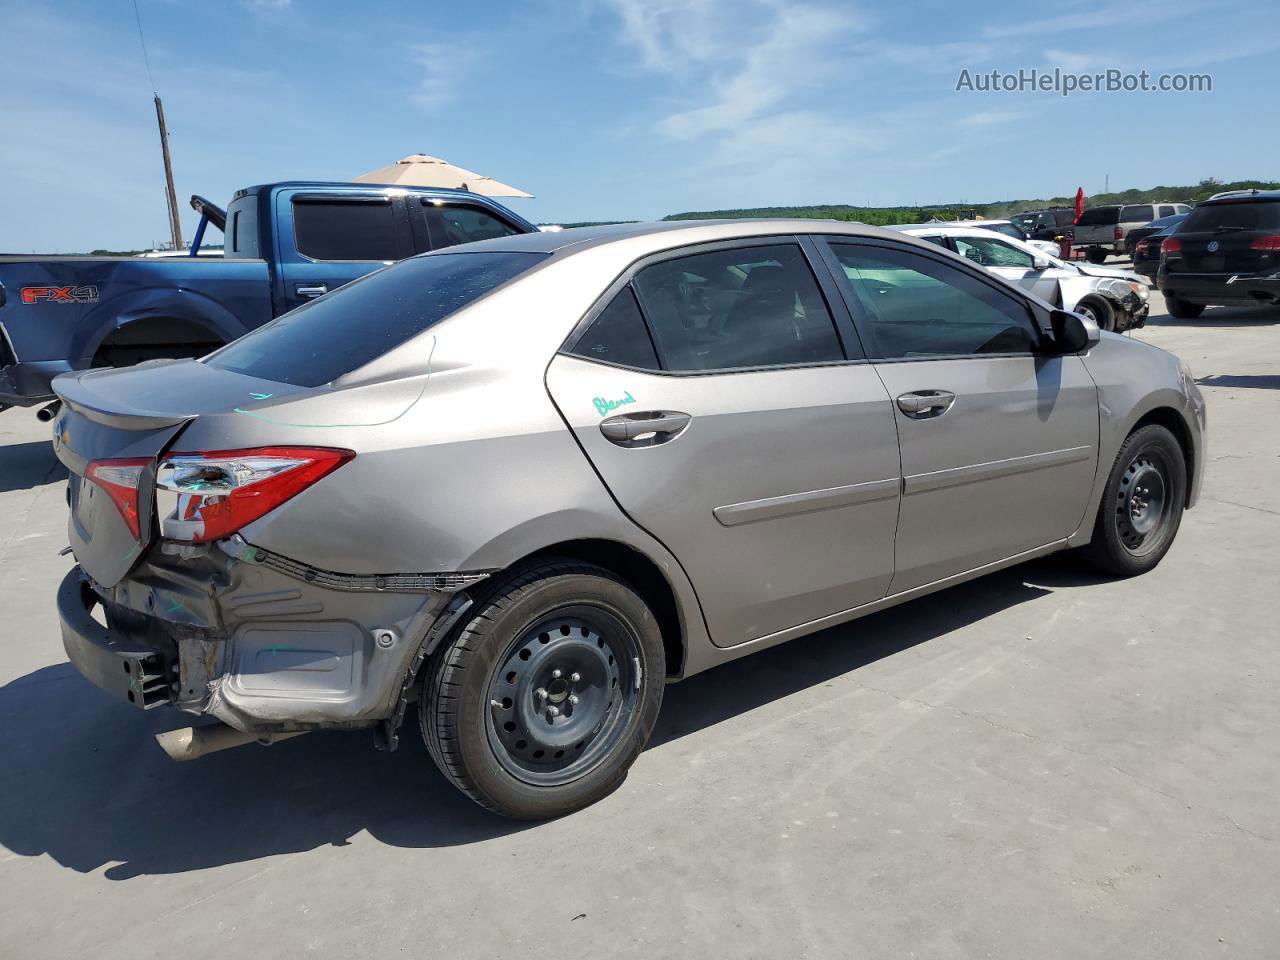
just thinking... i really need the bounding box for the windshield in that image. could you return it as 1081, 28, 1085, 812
207, 251, 548, 386
1181, 201, 1280, 232
1077, 207, 1120, 226
977, 222, 1025, 240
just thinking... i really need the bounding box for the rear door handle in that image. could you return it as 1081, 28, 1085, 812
295, 284, 328, 299
599, 410, 691, 447
896, 390, 956, 418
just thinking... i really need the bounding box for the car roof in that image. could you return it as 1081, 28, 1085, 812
1201, 190, 1280, 205
425, 218, 915, 258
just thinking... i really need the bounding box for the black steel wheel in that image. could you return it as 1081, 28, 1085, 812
420, 559, 665, 819
1081, 424, 1186, 576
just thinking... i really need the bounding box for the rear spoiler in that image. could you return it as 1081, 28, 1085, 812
188, 195, 227, 256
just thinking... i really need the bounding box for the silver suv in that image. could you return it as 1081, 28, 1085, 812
52, 220, 1205, 818
1073, 202, 1192, 263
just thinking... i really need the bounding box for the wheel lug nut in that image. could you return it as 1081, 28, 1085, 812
570, 672, 581, 683
551, 669, 562, 679
569, 694, 579, 705
535, 687, 548, 702
547, 706, 560, 718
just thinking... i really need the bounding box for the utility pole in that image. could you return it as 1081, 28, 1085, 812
154, 95, 183, 250
1104, 173, 1110, 194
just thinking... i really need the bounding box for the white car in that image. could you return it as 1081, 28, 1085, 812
893, 225, 1150, 332
903, 219, 1062, 258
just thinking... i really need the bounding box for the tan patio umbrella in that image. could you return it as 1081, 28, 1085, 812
353, 154, 533, 197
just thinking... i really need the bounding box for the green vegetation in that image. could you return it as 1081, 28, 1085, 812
661, 179, 1280, 225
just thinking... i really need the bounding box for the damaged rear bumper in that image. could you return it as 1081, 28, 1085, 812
57, 541, 490, 741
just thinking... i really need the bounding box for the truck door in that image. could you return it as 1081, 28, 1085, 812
274, 192, 414, 314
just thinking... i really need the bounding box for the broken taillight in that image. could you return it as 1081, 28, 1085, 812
85, 458, 151, 539
155, 447, 354, 543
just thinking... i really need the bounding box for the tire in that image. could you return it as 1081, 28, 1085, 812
1080, 424, 1187, 577
1074, 296, 1116, 332
1086, 248, 1108, 264
1164, 294, 1205, 319
420, 559, 665, 819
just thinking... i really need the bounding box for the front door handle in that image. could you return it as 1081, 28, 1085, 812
599, 410, 691, 447
295, 284, 328, 299
896, 390, 956, 418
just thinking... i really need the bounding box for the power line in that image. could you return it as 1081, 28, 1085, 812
131, 0, 157, 93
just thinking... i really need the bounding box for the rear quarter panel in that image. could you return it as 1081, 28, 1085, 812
0, 256, 270, 366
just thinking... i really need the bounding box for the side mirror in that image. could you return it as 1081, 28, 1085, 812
1032, 256, 1051, 270
1050, 308, 1101, 353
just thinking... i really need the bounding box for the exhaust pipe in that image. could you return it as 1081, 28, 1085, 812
36, 399, 62, 422
155, 724, 307, 761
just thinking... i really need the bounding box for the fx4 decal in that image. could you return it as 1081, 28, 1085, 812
21, 285, 100, 305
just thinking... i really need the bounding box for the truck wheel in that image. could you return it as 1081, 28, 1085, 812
1073, 296, 1116, 332
1164, 294, 1205, 319
1080, 424, 1186, 577
420, 559, 665, 819
1086, 248, 1108, 264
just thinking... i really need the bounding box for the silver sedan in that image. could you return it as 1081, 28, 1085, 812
51, 220, 1205, 817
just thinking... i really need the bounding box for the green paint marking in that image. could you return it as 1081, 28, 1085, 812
249, 392, 273, 400
261, 644, 295, 655
593, 390, 635, 417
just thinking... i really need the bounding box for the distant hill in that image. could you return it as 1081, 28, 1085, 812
661, 179, 1280, 225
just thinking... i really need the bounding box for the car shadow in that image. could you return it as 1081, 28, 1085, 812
0, 440, 66, 493
1145, 304, 1280, 328
1194, 374, 1280, 391
0, 557, 1104, 878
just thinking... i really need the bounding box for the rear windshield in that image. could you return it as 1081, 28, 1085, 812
1077, 207, 1120, 225
1181, 200, 1280, 232
978, 222, 1024, 239
207, 251, 547, 386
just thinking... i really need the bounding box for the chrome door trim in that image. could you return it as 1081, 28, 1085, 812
713, 477, 900, 527
903, 445, 1093, 496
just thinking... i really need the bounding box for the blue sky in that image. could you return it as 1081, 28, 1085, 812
2, 0, 1276, 251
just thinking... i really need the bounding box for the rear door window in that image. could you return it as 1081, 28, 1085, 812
293, 197, 408, 261
569, 286, 660, 370
207, 251, 547, 386
1120, 204, 1155, 224
631, 243, 847, 371
419, 202, 523, 250
1158, 205, 1176, 218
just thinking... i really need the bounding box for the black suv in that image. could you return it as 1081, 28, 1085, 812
1158, 192, 1280, 318
1010, 207, 1077, 242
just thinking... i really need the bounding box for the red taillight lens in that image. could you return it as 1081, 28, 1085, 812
1249, 235, 1280, 251
1161, 237, 1182, 256
1114, 226, 1123, 241
155, 447, 354, 543
85, 458, 151, 539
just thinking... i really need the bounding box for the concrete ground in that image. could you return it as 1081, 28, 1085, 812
1, 291, 1278, 959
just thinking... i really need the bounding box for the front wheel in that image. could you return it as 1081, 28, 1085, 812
420, 560, 665, 818
1073, 295, 1116, 332
1164, 294, 1205, 319
1080, 424, 1187, 577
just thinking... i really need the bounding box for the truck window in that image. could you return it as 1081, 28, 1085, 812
294, 198, 401, 261
421, 202, 522, 250
227, 197, 259, 258
1076, 207, 1120, 226
1120, 204, 1155, 224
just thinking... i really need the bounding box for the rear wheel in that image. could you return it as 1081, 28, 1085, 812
1164, 294, 1205, 319
420, 559, 665, 819
1081, 424, 1186, 577
1086, 247, 1109, 264
1073, 295, 1116, 332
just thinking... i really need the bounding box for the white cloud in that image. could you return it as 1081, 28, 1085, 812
409, 43, 474, 112
957, 110, 1023, 128
1043, 48, 1098, 71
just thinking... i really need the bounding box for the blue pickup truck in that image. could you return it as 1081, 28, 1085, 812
0, 181, 536, 413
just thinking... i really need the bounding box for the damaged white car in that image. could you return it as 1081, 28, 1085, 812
894, 225, 1150, 332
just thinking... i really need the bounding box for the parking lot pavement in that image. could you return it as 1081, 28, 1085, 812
1, 294, 1278, 959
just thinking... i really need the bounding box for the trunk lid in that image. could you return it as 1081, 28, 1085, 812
1169, 199, 1280, 275
51, 359, 311, 586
